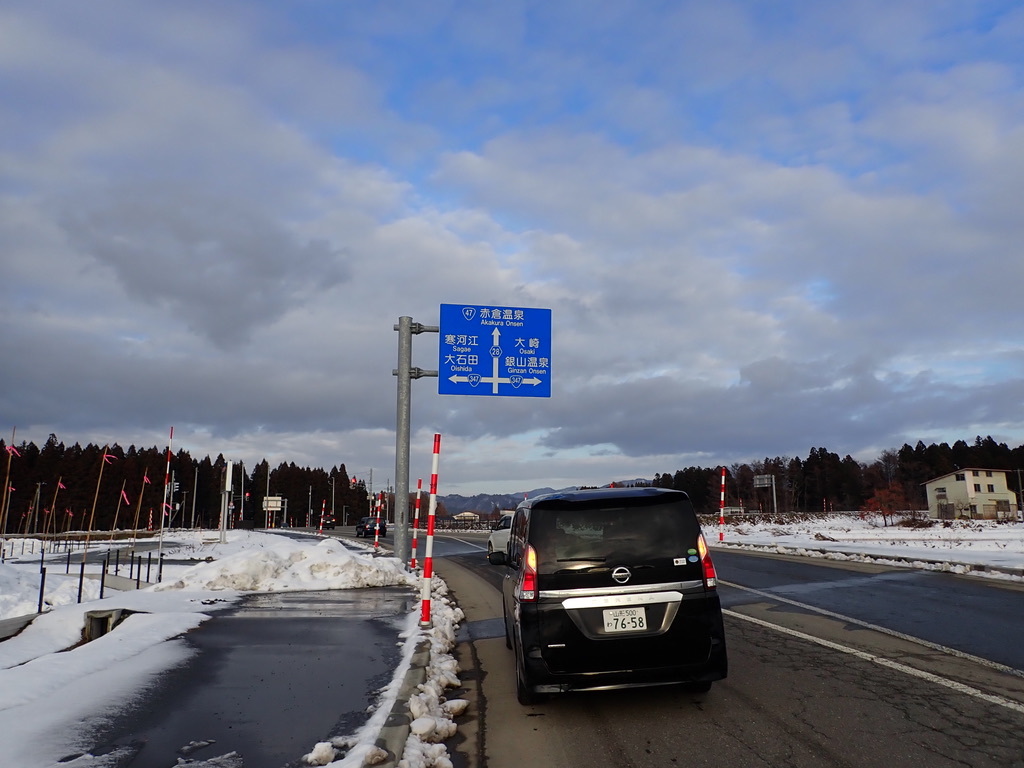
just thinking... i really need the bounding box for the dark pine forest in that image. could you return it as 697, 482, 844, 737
0, 434, 373, 535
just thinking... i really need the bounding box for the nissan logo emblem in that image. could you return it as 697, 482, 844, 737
612, 566, 631, 584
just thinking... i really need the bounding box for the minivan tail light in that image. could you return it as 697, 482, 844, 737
518, 545, 539, 601
697, 534, 717, 589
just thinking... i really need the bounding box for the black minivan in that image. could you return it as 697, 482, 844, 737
487, 487, 727, 704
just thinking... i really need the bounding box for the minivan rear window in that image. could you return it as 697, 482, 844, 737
529, 500, 699, 573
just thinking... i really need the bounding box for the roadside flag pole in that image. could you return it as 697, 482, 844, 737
44, 476, 63, 543
1, 427, 17, 540
719, 466, 726, 542
419, 434, 441, 628
109, 480, 127, 542
159, 427, 173, 558
131, 468, 149, 550
409, 479, 422, 571
84, 446, 113, 559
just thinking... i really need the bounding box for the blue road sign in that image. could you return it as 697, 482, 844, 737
438, 304, 551, 397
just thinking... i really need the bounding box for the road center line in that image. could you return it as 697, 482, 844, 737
723, 609, 1024, 716
720, 579, 1024, 680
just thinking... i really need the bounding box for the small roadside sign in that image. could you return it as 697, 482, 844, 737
438, 304, 551, 397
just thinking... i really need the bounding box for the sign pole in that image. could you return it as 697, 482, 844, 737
393, 316, 438, 568
220, 461, 232, 544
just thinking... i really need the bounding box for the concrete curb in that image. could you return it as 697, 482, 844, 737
712, 540, 1024, 579
375, 636, 432, 768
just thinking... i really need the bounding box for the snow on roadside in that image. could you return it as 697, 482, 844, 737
153, 535, 417, 592
398, 578, 467, 768
300, 575, 467, 768
0, 561, 101, 619
712, 514, 1024, 580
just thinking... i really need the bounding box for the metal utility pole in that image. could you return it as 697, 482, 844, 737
191, 465, 198, 529
219, 461, 232, 544
393, 316, 438, 567
329, 476, 336, 521
1016, 468, 1023, 521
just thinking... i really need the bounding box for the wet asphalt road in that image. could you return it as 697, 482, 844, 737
76, 586, 416, 768
60, 530, 486, 767
711, 548, 1024, 671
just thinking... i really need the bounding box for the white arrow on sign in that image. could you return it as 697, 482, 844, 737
447, 374, 544, 388
446, 325, 545, 392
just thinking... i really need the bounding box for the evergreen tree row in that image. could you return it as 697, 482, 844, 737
0, 434, 372, 535
648, 436, 1024, 515
4, 434, 1023, 531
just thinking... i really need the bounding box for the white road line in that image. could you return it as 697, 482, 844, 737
720, 579, 1024, 680
724, 609, 1024, 715
437, 535, 487, 550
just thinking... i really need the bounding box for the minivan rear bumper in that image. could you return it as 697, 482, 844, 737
519, 592, 728, 691
524, 639, 728, 693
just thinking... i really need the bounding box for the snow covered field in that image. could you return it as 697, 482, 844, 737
712, 513, 1024, 578
1, 516, 1021, 767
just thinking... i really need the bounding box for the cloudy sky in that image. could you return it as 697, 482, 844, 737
3, 1, 1023, 495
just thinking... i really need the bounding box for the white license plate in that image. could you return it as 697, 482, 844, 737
602, 606, 648, 633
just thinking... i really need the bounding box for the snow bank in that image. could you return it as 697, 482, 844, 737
398, 578, 466, 768
0, 562, 102, 619
152, 535, 418, 593
714, 514, 1024, 580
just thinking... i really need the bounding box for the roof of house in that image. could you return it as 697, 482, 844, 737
923, 468, 1009, 485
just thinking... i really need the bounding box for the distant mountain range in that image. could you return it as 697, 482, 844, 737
439, 488, 561, 515
439, 480, 651, 515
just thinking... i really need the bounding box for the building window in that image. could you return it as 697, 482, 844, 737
972, 470, 980, 477
988, 485, 995, 493
955, 473, 965, 481
935, 487, 946, 493
974, 484, 982, 492
986, 471, 993, 477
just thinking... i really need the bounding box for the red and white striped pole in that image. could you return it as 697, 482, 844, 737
318, 499, 326, 535
718, 466, 726, 542
419, 434, 441, 628
373, 491, 384, 549
409, 478, 423, 571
